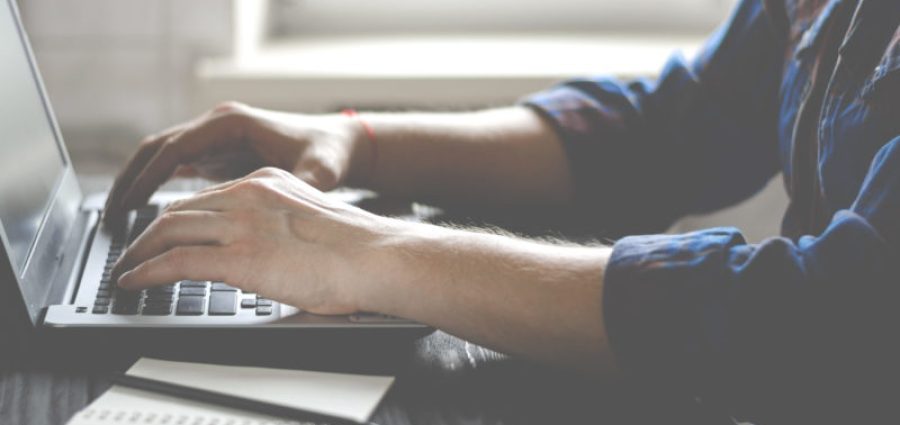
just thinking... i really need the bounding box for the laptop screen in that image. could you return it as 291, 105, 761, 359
0, 1, 66, 274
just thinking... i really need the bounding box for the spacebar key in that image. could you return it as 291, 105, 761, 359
208, 292, 237, 316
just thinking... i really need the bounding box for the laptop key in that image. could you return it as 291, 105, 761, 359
240, 299, 257, 309
142, 305, 172, 316
147, 287, 175, 295
256, 306, 273, 316
209, 292, 237, 315
176, 297, 205, 315
143, 299, 173, 307
93, 298, 110, 306
256, 299, 273, 307
92, 305, 108, 314
145, 294, 174, 302
180, 280, 208, 288
179, 288, 207, 297
114, 289, 141, 298
211, 282, 238, 292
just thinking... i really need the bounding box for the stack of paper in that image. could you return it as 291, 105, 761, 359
68, 358, 395, 425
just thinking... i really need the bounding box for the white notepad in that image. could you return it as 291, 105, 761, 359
67, 358, 395, 425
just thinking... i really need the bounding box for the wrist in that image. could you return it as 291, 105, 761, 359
354, 219, 450, 316
340, 110, 377, 187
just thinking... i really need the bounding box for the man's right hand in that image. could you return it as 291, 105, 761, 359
103, 102, 370, 226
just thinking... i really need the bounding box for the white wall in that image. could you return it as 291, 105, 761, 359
17, 0, 233, 174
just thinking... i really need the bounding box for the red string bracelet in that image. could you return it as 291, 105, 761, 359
341, 109, 378, 178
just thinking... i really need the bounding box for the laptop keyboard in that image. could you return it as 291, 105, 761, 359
91, 205, 275, 317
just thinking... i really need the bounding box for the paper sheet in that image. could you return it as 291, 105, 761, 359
68, 357, 395, 425
69, 385, 299, 425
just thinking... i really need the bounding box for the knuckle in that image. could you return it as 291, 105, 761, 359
154, 211, 180, 228
160, 137, 181, 156
136, 135, 165, 153
231, 179, 267, 198
251, 166, 282, 178
248, 177, 273, 192
165, 198, 184, 212
211, 105, 252, 127
213, 101, 247, 114
138, 135, 157, 147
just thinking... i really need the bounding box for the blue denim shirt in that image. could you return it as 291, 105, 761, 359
525, 0, 898, 422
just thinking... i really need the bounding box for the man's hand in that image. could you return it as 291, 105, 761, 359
111, 167, 401, 315
110, 168, 613, 374
103, 102, 369, 226
103, 104, 610, 372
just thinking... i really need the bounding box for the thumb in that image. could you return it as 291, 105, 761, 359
294, 151, 343, 191
295, 169, 320, 189
295, 165, 340, 191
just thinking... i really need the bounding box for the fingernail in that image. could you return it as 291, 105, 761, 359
117, 271, 132, 288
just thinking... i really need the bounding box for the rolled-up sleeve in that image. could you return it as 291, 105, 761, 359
523, 0, 784, 237
604, 136, 900, 422
524, 0, 898, 420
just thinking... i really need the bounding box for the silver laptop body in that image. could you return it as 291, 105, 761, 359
0, 0, 424, 331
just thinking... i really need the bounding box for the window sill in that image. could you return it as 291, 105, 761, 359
194, 34, 704, 112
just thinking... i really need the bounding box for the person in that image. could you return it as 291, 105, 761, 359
106, 0, 898, 422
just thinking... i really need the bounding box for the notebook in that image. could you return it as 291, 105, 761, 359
67, 358, 396, 425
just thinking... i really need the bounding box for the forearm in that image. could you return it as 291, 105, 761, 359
366, 222, 616, 374
347, 107, 574, 208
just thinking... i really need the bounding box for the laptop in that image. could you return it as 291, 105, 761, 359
0, 0, 426, 332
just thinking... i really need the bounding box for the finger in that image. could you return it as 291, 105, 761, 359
165, 168, 285, 212
189, 161, 285, 198
190, 149, 267, 181
117, 245, 233, 290
111, 210, 231, 280
103, 124, 190, 225
103, 140, 165, 228
163, 182, 247, 214
120, 113, 249, 212
173, 164, 199, 178
295, 168, 329, 190
294, 152, 340, 191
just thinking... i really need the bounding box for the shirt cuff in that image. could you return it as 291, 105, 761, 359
602, 228, 748, 391
521, 85, 625, 201
520, 84, 639, 237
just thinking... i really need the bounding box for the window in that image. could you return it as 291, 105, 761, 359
210, 0, 739, 114
264, 0, 737, 39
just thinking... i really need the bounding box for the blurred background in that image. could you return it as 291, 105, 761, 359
15, 0, 788, 241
